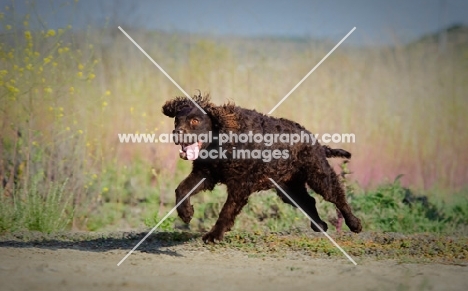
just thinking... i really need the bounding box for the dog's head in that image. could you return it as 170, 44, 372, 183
162, 94, 214, 160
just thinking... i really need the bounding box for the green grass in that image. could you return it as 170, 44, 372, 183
76, 166, 468, 236
348, 177, 468, 234
0, 174, 73, 233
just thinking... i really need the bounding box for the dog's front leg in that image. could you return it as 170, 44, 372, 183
203, 187, 249, 243
175, 172, 213, 224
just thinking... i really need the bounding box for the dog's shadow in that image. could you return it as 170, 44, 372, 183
0, 231, 201, 257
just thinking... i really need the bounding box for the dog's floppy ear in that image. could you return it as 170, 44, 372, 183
162, 94, 212, 118
205, 103, 240, 130
162, 97, 191, 118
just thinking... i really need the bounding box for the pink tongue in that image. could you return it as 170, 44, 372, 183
185, 143, 199, 160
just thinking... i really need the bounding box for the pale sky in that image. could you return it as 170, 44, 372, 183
8, 0, 468, 45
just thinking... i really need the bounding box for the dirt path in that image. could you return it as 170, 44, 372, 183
1, 231, 467, 291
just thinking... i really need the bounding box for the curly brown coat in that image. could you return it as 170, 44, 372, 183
162, 94, 362, 243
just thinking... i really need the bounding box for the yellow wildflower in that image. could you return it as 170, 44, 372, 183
46, 29, 56, 37
105, 90, 111, 96
44, 87, 52, 93
77, 72, 82, 77
7, 84, 19, 94
5, 25, 11, 30
88, 73, 95, 80
24, 31, 32, 40
102, 101, 108, 107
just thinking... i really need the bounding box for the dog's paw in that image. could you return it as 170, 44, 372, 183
177, 204, 194, 224
202, 229, 224, 244
310, 220, 328, 232
346, 216, 362, 233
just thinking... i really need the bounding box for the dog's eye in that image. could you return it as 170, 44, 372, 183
190, 119, 199, 126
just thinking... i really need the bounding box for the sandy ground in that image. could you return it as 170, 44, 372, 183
1, 239, 467, 291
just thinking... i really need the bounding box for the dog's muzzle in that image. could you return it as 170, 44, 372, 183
172, 129, 201, 160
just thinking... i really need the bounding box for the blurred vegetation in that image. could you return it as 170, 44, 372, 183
0, 2, 467, 233
348, 176, 468, 234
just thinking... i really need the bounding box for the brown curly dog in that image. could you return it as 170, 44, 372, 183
162, 94, 362, 243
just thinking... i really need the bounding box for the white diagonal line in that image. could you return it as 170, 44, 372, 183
268, 27, 356, 115
117, 178, 206, 266
118, 26, 207, 114
269, 178, 357, 265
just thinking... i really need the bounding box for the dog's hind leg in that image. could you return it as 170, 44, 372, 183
306, 159, 362, 233
202, 186, 249, 243
275, 183, 328, 232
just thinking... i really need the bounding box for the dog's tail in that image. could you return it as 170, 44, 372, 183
323, 145, 351, 159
